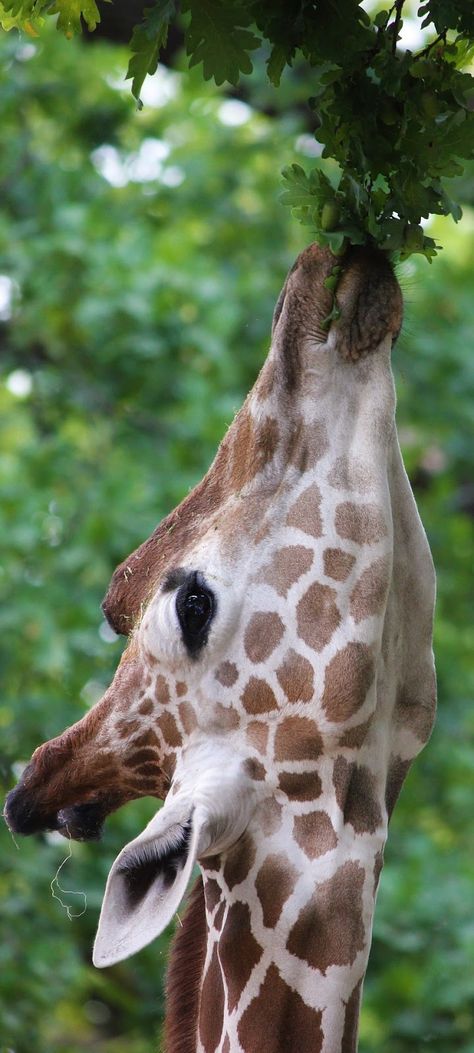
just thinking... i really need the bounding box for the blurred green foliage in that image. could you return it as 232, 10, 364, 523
0, 23, 473, 1053
3, 0, 474, 258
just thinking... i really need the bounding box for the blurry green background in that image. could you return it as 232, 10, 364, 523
0, 22, 473, 1053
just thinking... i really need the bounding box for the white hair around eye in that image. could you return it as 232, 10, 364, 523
138, 558, 242, 674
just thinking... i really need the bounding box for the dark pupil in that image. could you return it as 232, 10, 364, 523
184, 589, 212, 634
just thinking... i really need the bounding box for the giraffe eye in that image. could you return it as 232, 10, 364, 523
176, 572, 215, 657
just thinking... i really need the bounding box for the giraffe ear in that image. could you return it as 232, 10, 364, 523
92, 800, 202, 967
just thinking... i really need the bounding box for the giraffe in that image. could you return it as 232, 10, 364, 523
5, 243, 436, 1053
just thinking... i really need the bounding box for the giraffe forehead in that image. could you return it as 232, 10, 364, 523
103, 319, 395, 641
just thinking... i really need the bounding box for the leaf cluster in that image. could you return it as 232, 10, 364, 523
1, 0, 474, 258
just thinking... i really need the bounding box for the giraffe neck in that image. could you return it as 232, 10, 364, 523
181, 789, 388, 1053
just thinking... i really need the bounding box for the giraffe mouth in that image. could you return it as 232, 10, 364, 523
4, 782, 117, 842
56, 801, 109, 842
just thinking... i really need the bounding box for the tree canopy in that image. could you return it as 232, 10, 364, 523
1, 0, 474, 260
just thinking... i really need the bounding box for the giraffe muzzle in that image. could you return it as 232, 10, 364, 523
4, 780, 60, 837
4, 781, 113, 841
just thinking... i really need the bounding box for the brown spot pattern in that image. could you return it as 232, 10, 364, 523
256, 545, 314, 597
260, 798, 282, 836
293, 811, 338, 859
138, 698, 154, 715
321, 642, 374, 722
274, 716, 323, 762
288, 419, 329, 474
219, 902, 262, 1012
238, 964, 323, 1053
214, 902, 225, 931
223, 834, 257, 891
246, 722, 269, 754
114, 657, 146, 708
132, 762, 163, 779
155, 674, 170, 705
323, 547, 356, 582
287, 861, 366, 974
229, 410, 253, 492
255, 416, 280, 476
287, 483, 322, 538
278, 770, 322, 801
124, 748, 160, 768
203, 878, 222, 914
157, 712, 182, 748
328, 455, 372, 494
255, 853, 298, 928
231, 412, 280, 491
131, 728, 160, 748
335, 502, 387, 545
276, 648, 314, 704
339, 718, 371, 748
350, 557, 390, 623
341, 978, 363, 1053
244, 612, 285, 663
385, 756, 411, 817
199, 946, 225, 1053
241, 677, 279, 715
213, 703, 240, 730
373, 849, 384, 893
215, 661, 239, 687
245, 758, 267, 781
175, 681, 187, 697
333, 758, 383, 834
395, 685, 436, 743
116, 718, 141, 739
296, 582, 340, 653
178, 703, 197, 735
256, 358, 276, 401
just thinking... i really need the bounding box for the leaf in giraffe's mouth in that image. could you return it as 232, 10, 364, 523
117, 819, 192, 910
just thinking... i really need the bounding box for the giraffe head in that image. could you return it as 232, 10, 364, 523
6, 245, 435, 1015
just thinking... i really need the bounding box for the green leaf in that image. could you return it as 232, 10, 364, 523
321, 297, 342, 330
52, 0, 100, 36
0, 0, 100, 34
267, 42, 288, 87
419, 0, 474, 36
126, 0, 177, 106
183, 0, 260, 86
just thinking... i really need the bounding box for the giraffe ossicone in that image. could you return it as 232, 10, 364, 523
5, 244, 436, 1053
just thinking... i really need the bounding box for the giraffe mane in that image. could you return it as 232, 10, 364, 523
164, 876, 207, 1053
